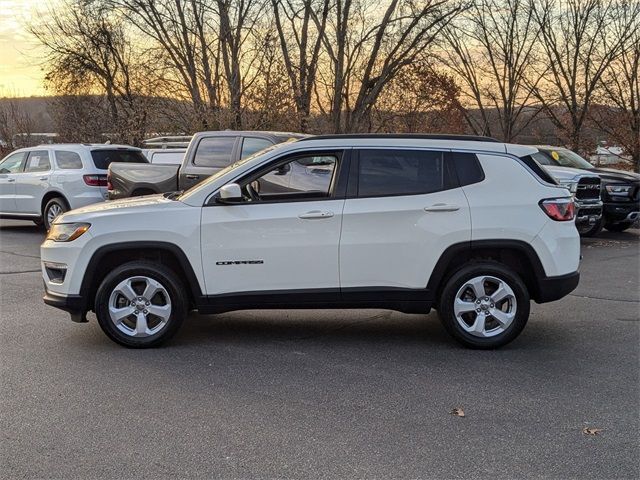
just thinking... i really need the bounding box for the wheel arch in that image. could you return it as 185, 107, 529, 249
428, 240, 547, 304
41, 190, 70, 216
80, 241, 203, 313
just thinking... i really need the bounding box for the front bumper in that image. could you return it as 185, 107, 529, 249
536, 271, 580, 303
574, 199, 602, 226
43, 287, 88, 322
603, 201, 639, 224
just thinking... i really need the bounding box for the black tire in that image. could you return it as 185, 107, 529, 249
43, 197, 69, 230
438, 261, 530, 349
604, 221, 632, 233
33, 218, 44, 227
94, 261, 188, 348
577, 218, 603, 237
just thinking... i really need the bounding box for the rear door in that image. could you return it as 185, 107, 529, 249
14, 150, 51, 214
339, 148, 471, 292
0, 151, 27, 213
180, 136, 239, 190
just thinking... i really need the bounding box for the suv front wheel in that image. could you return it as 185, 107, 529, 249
438, 262, 530, 349
94, 261, 188, 348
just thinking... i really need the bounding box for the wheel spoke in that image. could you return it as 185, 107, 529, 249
116, 280, 137, 301
109, 305, 135, 324
133, 312, 150, 337
469, 313, 486, 334
142, 279, 161, 300
467, 277, 486, 299
491, 283, 512, 304
147, 304, 171, 321
491, 309, 515, 327
454, 298, 477, 316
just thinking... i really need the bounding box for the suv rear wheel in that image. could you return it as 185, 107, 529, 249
438, 262, 530, 349
43, 197, 69, 230
94, 261, 187, 348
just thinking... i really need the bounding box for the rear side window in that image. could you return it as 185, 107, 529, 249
91, 150, 147, 170
55, 150, 83, 169
241, 137, 273, 159
25, 151, 51, 172
194, 137, 237, 167
452, 152, 484, 186
357, 149, 452, 197
150, 151, 184, 165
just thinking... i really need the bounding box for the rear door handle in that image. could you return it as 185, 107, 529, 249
185, 174, 199, 180
298, 210, 334, 219
7, 178, 15, 183
40, 176, 48, 181
424, 203, 460, 212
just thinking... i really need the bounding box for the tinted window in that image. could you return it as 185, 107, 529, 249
91, 150, 147, 170
24, 151, 51, 172
531, 152, 552, 165
241, 137, 273, 159
55, 150, 83, 169
538, 148, 593, 169
194, 137, 236, 167
0, 152, 26, 173
357, 149, 447, 197
452, 152, 484, 186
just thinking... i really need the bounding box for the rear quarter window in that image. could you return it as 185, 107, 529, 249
451, 152, 484, 186
193, 136, 237, 167
91, 150, 147, 170
55, 151, 83, 169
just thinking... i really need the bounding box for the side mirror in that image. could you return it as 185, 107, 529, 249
274, 163, 291, 176
217, 183, 242, 203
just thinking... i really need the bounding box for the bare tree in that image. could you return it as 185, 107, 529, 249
319, 0, 465, 133
590, 4, 640, 172
530, 0, 639, 154
0, 98, 35, 152
271, 0, 330, 132
442, 0, 542, 141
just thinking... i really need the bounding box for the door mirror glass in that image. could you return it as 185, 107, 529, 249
218, 183, 242, 203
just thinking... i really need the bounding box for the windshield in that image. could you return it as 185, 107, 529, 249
538, 148, 593, 169
177, 144, 279, 201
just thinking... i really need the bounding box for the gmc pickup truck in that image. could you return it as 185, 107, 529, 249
108, 131, 306, 199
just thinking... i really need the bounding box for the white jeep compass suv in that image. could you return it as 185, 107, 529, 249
41, 135, 580, 349
0, 144, 146, 229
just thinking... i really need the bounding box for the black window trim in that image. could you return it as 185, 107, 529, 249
192, 135, 240, 168
206, 149, 351, 206
347, 147, 460, 200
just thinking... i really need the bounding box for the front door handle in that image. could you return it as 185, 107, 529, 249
40, 176, 48, 181
298, 210, 334, 219
7, 178, 15, 183
185, 174, 199, 180
424, 203, 460, 212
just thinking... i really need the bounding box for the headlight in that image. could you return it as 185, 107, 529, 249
46, 223, 91, 242
605, 184, 632, 196
559, 182, 578, 193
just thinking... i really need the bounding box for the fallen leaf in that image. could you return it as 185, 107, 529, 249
450, 407, 465, 417
582, 427, 603, 436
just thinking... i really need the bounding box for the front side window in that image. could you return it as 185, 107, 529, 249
241, 154, 338, 202
357, 149, 448, 197
194, 137, 237, 167
241, 137, 273, 159
55, 150, 83, 169
0, 151, 26, 173
24, 151, 51, 172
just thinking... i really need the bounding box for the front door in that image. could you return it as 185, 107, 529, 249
200, 151, 346, 297
0, 151, 27, 213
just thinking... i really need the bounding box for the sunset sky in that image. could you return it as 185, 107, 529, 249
0, 0, 53, 97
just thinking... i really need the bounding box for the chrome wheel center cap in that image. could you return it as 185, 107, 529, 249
135, 300, 146, 310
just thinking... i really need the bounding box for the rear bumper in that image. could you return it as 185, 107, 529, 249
536, 271, 580, 303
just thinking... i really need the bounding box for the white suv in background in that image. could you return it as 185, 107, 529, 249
0, 144, 146, 229
41, 134, 580, 349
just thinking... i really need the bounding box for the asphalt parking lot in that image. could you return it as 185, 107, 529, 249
1, 220, 638, 479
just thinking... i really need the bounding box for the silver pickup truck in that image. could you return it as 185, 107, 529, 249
108, 131, 306, 199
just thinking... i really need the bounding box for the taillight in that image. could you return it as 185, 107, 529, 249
83, 174, 108, 187
540, 198, 575, 221
107, 172, 113, 190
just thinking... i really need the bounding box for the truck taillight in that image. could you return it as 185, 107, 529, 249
107, 172, 113, 190
83, 174, 108, 187
540, 198, 575, 221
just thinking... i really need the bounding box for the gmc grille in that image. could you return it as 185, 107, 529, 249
576, 177, 601, 200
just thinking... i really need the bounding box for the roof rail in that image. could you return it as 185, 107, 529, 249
297, 133, 500, 143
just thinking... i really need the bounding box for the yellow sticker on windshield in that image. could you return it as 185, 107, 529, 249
551, 151, 560, 161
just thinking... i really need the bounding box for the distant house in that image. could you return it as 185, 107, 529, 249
590, 144, 631, 166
